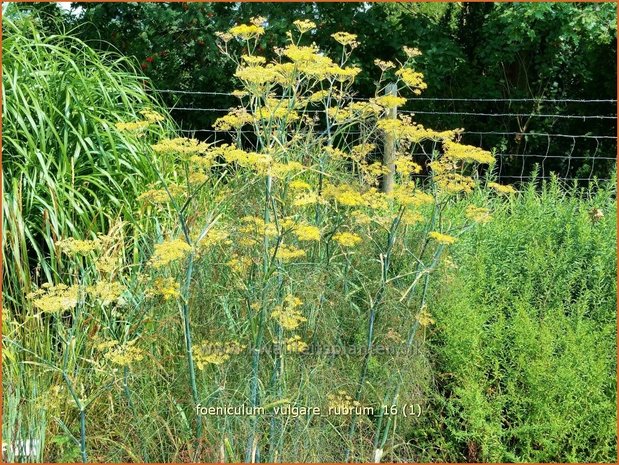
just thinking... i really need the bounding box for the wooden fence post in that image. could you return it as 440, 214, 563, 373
381, 83, 398, 193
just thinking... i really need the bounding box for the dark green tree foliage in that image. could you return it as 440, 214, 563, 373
13, 2, 617, 179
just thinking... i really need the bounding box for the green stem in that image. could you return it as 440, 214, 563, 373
345, 207, 403, 461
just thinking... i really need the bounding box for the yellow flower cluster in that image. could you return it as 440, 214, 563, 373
416, 306, 435, 327
149, 239, 192, 268
443, 141, 494, 165
254, 98, 301, 123
395, 68, 428, 94
403, 46, 422, 58
289, 179, 312, 190
377, 118, 459, 143
221, 146, 272, 172
347, 101, 383, 118
292, 191, 323, 207
284, 335, 309, 353
239, 216, 279, 241
292, 224, 321, 242
401, 210, 424, 225
229, 23, 265, 41
151, 137, 210, 156
374, 59, 395, 71
465, 205, 492, 223
137, 184, 185, 206
428, 231, 457, 245
241, 55, 266, 65
193, 340, 246, 368
146, 277, 181, 301
331, 32, 358, 48
26, 283, 80, 313
56, 238, 100, 255
272, 244, 306, 261
395, 157, 422, 175
270, 161, 305, 178
214, 107, 254, 131
87, 280, 126, 306
104, 340, 145, 367
389, 186, 433, 207
293, 19, 316, 34
488, 182, 517, 195
372, 95, 407, 109
435, 172, 476, 194
139, 109, 164, 123
327, 390, 361, 411
226, 254, 253, 274
235, 65, 278, 85
332, 231, 363, 247
323, 183, 366, 207
271, 295, 306, 330
195, 228, 231, 250
115, 121, 150, 132
309, 90, 329, 103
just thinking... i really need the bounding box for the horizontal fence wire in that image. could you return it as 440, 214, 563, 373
152, 89, 617, 104
149, 90, 617, 184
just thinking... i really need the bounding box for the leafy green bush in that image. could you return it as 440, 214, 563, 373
411, 177, 617, 462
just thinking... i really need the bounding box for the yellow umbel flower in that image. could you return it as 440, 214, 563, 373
149, 239, 192, 268
465, 205, 492, 223
395, 68, 427, 94
271, 244, 306, 261
488, 182, 517, 195
435, 172, 476, 194
293, 225, 321, 242
137, 184, 185, 206
293, 19, 316, 34
402, 210, 424, 225
193, 340, 245, 369
195, 228, 231, 250
214, 107, 254, 131
332, 232, 363, 248
270, 161, 305, 178
309, 90, 329, 103
235, 65, 278, 85
271, 295, 306, 330
331, 32, 358, 47
115, 121, 150, 132
372, 95, 407, 109
151, 137, 210, 156
416, 306, 435, 327
95, 255, 118, 275
323, 183, 367, 207
327, 390, 361, 411
289, 179, 312, 190
104, 340, 144, 367
241, 55, 266, 65
139, 109, 164, 123
87, 280, 126, 306
27, 283, 80, 313
56, 238, 100, 255
374, 59, 395, 71
390, 187, 433, 207
428, 231, 457, 245
229, 23, 265, 40
146, 277, 181, 301
403, 46, 422, 58
284, 335, 309, 353
443, 140, 494, 165
292, 191, 322, 207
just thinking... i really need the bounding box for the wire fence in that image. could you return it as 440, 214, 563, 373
150, 89, 617, 184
